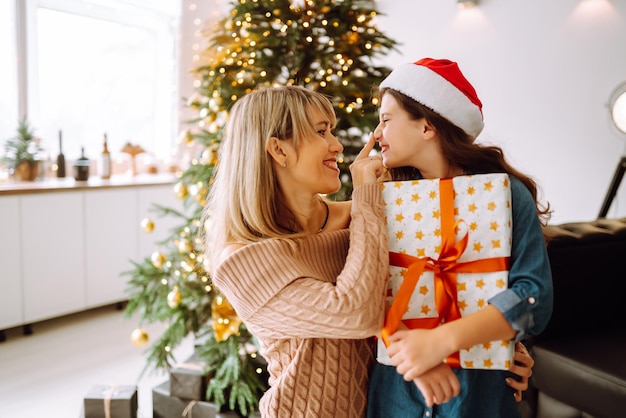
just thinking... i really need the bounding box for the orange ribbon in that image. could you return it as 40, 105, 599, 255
380, 178, 509, 368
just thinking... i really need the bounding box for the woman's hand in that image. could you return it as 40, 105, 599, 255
507, 342, 534, 402
349, 133, 384, 186
412, 363, 461, 407
387, 328, 450, 381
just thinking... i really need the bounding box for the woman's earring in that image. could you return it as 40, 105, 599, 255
283, 161, 287, 168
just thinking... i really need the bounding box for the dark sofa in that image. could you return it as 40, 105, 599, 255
523, 218, 626, 418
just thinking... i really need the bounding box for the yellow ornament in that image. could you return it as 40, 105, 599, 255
130, 328, 149, 347
174, 182, 188, 199
177, 239, 193, 253
151, 251, 166, 268
141, 218, 155, 233
167, 285, 182, 308
211, 296, 242, 342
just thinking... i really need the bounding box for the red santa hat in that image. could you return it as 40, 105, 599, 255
379, 58, 484, 139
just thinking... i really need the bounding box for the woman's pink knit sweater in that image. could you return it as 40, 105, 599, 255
213, 185, 389, 418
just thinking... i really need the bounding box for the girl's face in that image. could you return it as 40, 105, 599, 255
374, 93, 429, 170
288, 109, 344, 195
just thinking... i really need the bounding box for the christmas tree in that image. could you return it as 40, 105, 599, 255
123, 0, 397, 416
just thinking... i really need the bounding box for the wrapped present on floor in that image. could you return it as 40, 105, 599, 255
83, 384, 137, 418
378, 174, 514, 370
170, 352, 210, 400
152, 380, 255, 418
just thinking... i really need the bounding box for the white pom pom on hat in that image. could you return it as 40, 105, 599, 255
379, 58, 484, 139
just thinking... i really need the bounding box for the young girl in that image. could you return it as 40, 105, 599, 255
367, 58, 553, 417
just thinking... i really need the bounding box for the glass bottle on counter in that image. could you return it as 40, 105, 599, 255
74, 146, 90, 181
56, 130, 66, 178
101, 133, 112, 179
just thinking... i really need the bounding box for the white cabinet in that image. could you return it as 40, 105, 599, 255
21, 193, 86, 323
84, 189, 138, 307
0, 177, 182, 330
0, 196, 23, 329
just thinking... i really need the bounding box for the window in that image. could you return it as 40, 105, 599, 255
17, 0, 180, 166
0, 0, 18, 144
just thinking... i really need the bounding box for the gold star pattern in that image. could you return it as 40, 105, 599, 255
415, 230, 424, 240
468, 202, 477, 213
419, 285, 428, 295
477, 298, 486, 308
434, 228, 441, 237
433, 209, 440, 219
464, 361, 475, 368
490, 221, 499, 231
412, 193, 420, 202
421, 305, 430, 315
473, 242, 483, 252
470, 221, 478, 231
457, 282, 467, 291
483, 342, 492, 350
394, 182, 402, 188
467, 186, 476, 195
492, 239, 501, 249
484, 181, 493, 191
395, 213, 404, 222
488, 201, 497, 211
417, 248, 426, 257
476, 279, 485, 289
414, 212, 423, 221
483, 358, 493, 368
429, 190, 437, 200
458, 300, 467, 310
496, 278, 506, 288
395, 197, 403, 205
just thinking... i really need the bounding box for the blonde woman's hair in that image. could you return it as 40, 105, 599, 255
202, 85, 336, 268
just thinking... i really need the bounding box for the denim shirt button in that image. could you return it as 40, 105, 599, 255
425, 412, 431, 417
528, 296, 536, 304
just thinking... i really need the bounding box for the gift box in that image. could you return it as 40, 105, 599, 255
170, 352, 209, 400
377, 174, 515, 370
152, 381, 251, 418
83, 384, 137, 418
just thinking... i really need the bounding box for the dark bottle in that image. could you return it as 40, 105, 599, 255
56, 130, 66, 178
74, 146, 90, 181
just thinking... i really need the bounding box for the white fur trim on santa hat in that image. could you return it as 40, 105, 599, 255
379, 63, 484, 139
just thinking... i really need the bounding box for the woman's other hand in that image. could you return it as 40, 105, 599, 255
507, 342, 534, 402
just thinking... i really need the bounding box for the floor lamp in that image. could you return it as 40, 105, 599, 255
598, 82, 626, 219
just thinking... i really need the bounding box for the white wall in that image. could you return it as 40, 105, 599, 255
179, 0, 626, 224
376, 0, 626, 224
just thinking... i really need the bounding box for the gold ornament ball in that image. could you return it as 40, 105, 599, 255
151, 251, 166, 268
130, 328, 149, 347
167, 286, 182, 308
141, 217, 155, 233
174, 182, 188, 199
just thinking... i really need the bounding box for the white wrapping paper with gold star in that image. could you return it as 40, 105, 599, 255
377, 174, 514, 370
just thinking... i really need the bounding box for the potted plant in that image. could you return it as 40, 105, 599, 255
1, 117, 43, 181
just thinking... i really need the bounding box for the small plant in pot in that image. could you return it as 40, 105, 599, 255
1, 117, 43, 181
